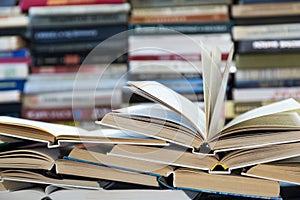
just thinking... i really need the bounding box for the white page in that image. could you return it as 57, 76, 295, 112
114, 103, 198, 133
127, 81, 206, 139
223, 98, 300, 131
201, 45, 212, 135
208, 46, 234, 140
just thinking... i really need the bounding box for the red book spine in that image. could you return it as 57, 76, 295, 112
0, 58, 31, 64
20, 0, 125, 11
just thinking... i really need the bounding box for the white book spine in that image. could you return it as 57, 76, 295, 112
0, 90, 21, 103
132, 5, 228, 16
23, 90, 121, 108
29, 3, 130, 16
129, 60, 202, 74
0, 63, 28, 79
236, 67, 300, 81
233, 23, 300, 40
233, 87, 300, 102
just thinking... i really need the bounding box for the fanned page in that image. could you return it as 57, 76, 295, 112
207, 46, 234, 140
222, 98, 300, 133
126, 81, 206, 140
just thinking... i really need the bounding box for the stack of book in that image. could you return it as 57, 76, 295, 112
1, 46, 300, 199
20, 0, 130, 127
125, 0, 233, 104
230, 0, 300, 117
0, 2, 30, 117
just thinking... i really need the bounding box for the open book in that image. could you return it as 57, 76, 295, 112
0, 116, 167, 148
98, 46, 300, 154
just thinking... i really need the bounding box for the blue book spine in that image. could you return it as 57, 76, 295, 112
31, 25, 128, 43
0, 49, 29, 59
0, 79, 26, 91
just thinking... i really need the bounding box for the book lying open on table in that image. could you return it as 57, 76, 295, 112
0, 116, 167, 148
98, 46, 300, 154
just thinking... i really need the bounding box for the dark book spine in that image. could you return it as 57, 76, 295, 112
235, 79, 300, 88
31, 25, 128, 43
0, 79, 25, 91
31, 53, 127, 66
22, 106, 112, 121
31, 39, 128, 54
237, 39, 300, 54
30, 14, 128, 27
129, 22, 232, 34
0, 103, 22, 114
233, 16, 300, 26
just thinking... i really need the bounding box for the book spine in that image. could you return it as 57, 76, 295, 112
0, 103, 22, 114
225, 101, 265, 118
31, 25, 128, 43
31, 39, 128, 54
0, 79, 25, 91
24, 78, 124, 94
129, 53, 229, 61
28, 3, 130, 16
235, 53, 300, 68
0, 90, 21, 103
128, 72, 202, 80
31, 53, 127, 66
232, 2, 300, 18
21, 106, 113, 121
129, 60, 203, 74
20, 0, 125, 11
130, 0, 232, 8
235, 79, 300, 88
0, 63, 29, 79
233, 87, 300, 102
0, 57, 31, 64
30, 63, 127, 74
23, 90, 121, 109
30, 13, 128, 27
237, 39, 300, 54
240, 0, 299, 4
233, 23, 300, 41
131, 5, 228, 16
236, 67, 300, 81
130, 14, 229, 24
0, 49, 29, 59
129, 22, 232, 35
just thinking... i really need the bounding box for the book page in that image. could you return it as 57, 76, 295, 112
127, 81, 206, 139
0, 116, 88, 138
201, 45, 212, 134
208, 46, 234, 140
114, 103, 198, 133
223, 98, 300, 132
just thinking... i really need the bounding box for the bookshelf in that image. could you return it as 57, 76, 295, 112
0, 0, 300, 199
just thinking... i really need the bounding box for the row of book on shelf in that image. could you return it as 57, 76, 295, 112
0, 43, 299, 199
